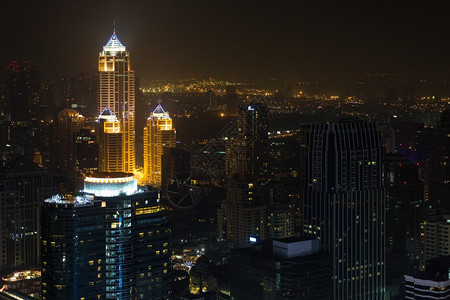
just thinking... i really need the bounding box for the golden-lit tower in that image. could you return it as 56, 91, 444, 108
98, 29, 135, 173
97, 107, 123, 172
143, 104, 176, 186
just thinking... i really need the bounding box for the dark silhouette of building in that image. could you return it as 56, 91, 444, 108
74, 127, 99, 186
428, 109, 450, 207
225, 102, 269, 178
41, 173, 170, 300
0, 157, 54, 271
303, 120, 385, 299
50, 108, 85, 181
225, 238, 331, 299
3, 61, 41, 122
161, 147, 190, 190
383, 154, 424, 299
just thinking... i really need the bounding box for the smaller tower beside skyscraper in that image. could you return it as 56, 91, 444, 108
97, 107, 123, 173
143, 104, 176, 187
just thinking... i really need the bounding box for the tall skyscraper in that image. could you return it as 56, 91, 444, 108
143, 104, 176, 187
41, 172, 170, 299
303, 120, 385, 299
0, 157, 54, 271
98, 30, 136, 173
97, 107, 123, 173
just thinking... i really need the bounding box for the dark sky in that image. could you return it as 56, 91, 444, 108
1, 1, 449, 80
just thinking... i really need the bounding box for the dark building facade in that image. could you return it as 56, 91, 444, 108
225, 102, 269, 178
303, 120, 386, 299
0, 157, 54, 271
41, 173, 170, 300
225, 238, 331, 299
428, 109, 450, 207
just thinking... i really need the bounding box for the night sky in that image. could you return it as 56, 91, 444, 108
1, 1, 449, 79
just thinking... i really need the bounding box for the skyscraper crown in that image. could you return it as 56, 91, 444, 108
103, 32, 126, 53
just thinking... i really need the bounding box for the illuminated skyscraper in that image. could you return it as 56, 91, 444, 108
97, 107, 123, 173
98, 30, 135, 173
41, 173, 170, 299
303, 120, 385, 299
143, 104, 176, 187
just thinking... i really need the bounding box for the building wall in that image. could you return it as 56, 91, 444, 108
0, 160, 54, 271
303, 121, 386, 299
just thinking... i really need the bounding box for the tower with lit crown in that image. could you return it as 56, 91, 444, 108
143, 104, 176, 187
98, 29, 135, 173
97, 107, 123, 173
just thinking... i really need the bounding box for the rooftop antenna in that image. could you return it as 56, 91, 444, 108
113, 20, 116, 34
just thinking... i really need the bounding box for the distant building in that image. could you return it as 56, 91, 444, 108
161, 147, 190, 190
223, 175, 267, 247
303, 120, 385, 299
428, 109, 450, 206
143, 104, 176, 187
268, 201, 295, 239
51, 108, 85, 180
3, 61, 40, 122
225, 102, 269, 178
420, 208, 450, 270
74, 127, 99, 184
0, 157, 54, 270
41, 172, 170, 299
98, 30, 136, 173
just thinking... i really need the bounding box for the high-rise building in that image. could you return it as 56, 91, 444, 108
98, 30, 136, 173
420, 208, 450, 270
223, 174, 267, 246
41, 172, 170, 299
3, 61, 41, 122
303, 120, 385, 299
0, 157, 54, 271
225, 102, 269, 178
143, 104, 176, 187
51, 108, 85, 179
74, 127, 99, 183
97, 107, 123, 173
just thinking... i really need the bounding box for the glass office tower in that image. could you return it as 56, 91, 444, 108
42, 173, 170, 300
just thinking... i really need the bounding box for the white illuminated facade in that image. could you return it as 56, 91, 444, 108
83, 174, 138, 197
98, 31, 135, 173
143, 104, 176, 186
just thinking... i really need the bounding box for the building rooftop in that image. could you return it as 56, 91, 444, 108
103, 32, 126, 53
0, 156, 43, 175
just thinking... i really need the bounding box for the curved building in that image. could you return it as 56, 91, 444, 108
41, 173, 170, 300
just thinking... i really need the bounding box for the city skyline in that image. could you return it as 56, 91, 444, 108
2, 1, 450, 80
